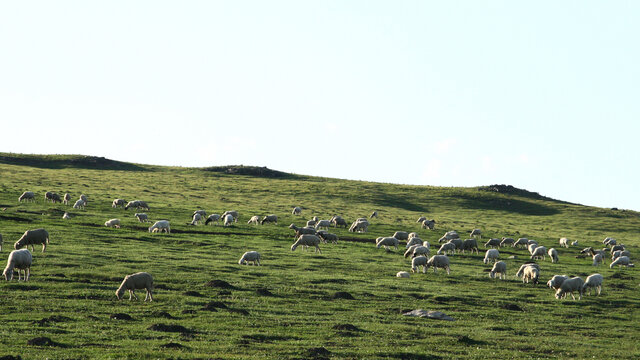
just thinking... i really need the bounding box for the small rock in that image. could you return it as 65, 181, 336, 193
508, 255, 517, 259
402, 309, 455, 321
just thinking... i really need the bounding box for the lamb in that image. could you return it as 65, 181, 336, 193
530, 246, 548, 261
437, 242, 456, 256
205, 214, 221, 225
125, 200, 150, 210
439, 231, 459, 242
222, 210, 239, 222
489, 261, 507, 279
330, 215, 348, 228
421, 219, 436, 230
3, 249, 32, 281
426, 255, 451, 274
461, 239, 479, 254
376, 237, 399, 251
62, 212, 71, 220
555, 277, 584, 300
73, 199, 86, 210
115, 272, 154, 301
392, 231, 409, 241
238, 251, 261, 265
582, 247, 607, 261
500, 237, 515, 247
134, 213, 149, 223
559, 238, 570, 248
582, 274, 603, 296
112, 199, 127, 208
148, 220, 170, 233
317, 232, 338, 244
315, 219, 331, 230
14, 229, 49, 252
292, 206, 302, 215
512, 238, 529, 248
105, 219, 121, 228
484, 238, 501, 248
528, 243, 539, 255
611, 250, 631, 261
18, 191, 35, 202
291, 234, 322, 253
223, 214, 234, 227
63, 193, 72, 205
289, 224, 317, 239
411, 255, 428, 273
247, 216, 260, 225
610, 256, 634, 268
546, 275, 569, 290
190, 213, 202, 225
370, 211, 378, 219
571, 240, 579, 246
470, 229, 482, 239
483, 249, 500, 264
396, 271, 411, 278
592, 253, 604, 266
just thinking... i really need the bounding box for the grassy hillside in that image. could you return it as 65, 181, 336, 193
0, 154, 638, 359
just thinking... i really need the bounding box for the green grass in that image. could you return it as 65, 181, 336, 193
0, 154, 638, 359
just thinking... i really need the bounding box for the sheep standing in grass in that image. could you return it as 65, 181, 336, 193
291, 234, 322, 253
205, 214, 221, 225
261, 215, 278, 225
489, 261, 507, 279
3, 249, 32, 281
530, 246, 547, 261
148, 220, 170, 233
500, 237, 515, 247
461, 239, 479, 254
582, 274, 603, 296
484, 238, 501, 248
330, 215, 348, 228
105, 219, 121, 228
315, 220, 331, 230
349, 219, 369, 233
80, 194, 88, 204
470, 229, 482, 239
223, 214, 234, 227
288, 224, 316, 239
45, 192, 62, 203
135, 213, 149, 223
571, 240, 579, 246
421, 219, 436, 230
555, 277, 584, 300
115, 272, 154, 301
193, 210, 207, 219
547, 275, 569, 291
611, 250, 631, 261
516, 263, 540, 285
559, 238, 570, 248
238, 251, 261, 265
73, 199, 86, 210
603, 237, 616, 246
18, 191, 35, 202
439, 231, 459, 243
190, 213, 202, 225
512, 238, 529, 248
63, 193, 72, 205
405, 245, 430, 258
411, 255, 428, 273
592, 253, 604, 266
610, 244, 625, 253
14, 229, 49, 252
406, 237, 424, 248
112, 199, 127, 208
222, 210, 239, 223
484, 249, 500, 264
610, 256, 634, 268
247, 216, 260, 225
318, 232, 338, 244
548, 248, 559, 263
292, 207, 302, 215
392, 231, 409, 241
125, 200, 150, 211
437, 242, 456, 256
416, 216, 426, 224
397, 271, 410, 278
376, 237, 399, 251
426, 255, 450, 274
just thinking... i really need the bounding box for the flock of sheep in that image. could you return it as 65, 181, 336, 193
4, 191, 636, 303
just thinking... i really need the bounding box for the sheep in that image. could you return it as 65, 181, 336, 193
527, 239, 538, 246
223, 214, 234, 227
470, 229, 482, 239
73, 199, 86, 210
547, 275, 569, 290
404, 245, 430, 258
115, 272, 154, 301
530, 246, 548, 261
500, 237, 515, 247
426, 255, 451, 274
439, 231, 459, 242
306, 219, 317, 228
571, 240, 579, 246
408, 232, 418, 239
461, 239, 479, 254
406, 237, 424, 248
555, 277, 584, 300
62, 212, 71, 220
528, 243, 539, 255
411, 255, 428, 273
190, 213, 202, 225
63, 193, 72, 205
261, 215, 278, 225
484, 238, 501, 248
592, 253, 604, 266
393, 231, 409, 241
582, 274, 603, 296
376, 237, 399, 251
238, 251, 261, 265
14, 229, 49, 252
125, 200, 149, 210
292, 206, 302, 215
222, 210, 239, 222
437, 242, 456, 256
448, 238, 463, 251
515, 262, 540, 278
289, 224, 317, 239
421, 219, 436, 230
610, 244, 625, 253
18, 191, 35, 202
559, 238, 570, 248
134, 213, 149, 223
148, 220, 170, 233
315, 219, 331, 230
489, 261, 507, 279
516, 263, 540, 285
603, 237, 616, 246
112, 199, 127, 208
3, 249, 32, 281
317, 232, 338, 244
370, 211, 378, 219
247, 216, 260, 225
205, 214, 221, 225
291, 234, 322, 253
105, 219, 121, 228
396, 271, 411, 278
80, 194, 88, 204
416, 216, 427, 223
330, 215, 348, 228
45, 191, 62, 203
512, 238, 529, 248
484, 249, 500, 264
611, 250, 631, 261
348, 219, 368, 233
548, 248, 559, 263
610, 256, 634, 268
582, 247, 607, 262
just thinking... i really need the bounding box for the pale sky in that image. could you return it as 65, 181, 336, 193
2, 1, 639, 210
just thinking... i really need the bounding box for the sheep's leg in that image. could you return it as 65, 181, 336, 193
25, 268, 30, 281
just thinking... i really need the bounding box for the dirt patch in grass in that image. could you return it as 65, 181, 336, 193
331, 291, 355, 300
34, 315, 72, 326
205, 279, 236, 289
110, 313, 133, 321
160, 342, 186, 349
332, 324, 361, 332
151, 311, 175, 319
203, 301, 227, 310
256, 288, 274, 296
501, 303, 524, 311
27, 337, 65, 347
183, 290, 204, 297
457, 335, 487, 346
305, 346, 331, 360
148, 323, 193, 334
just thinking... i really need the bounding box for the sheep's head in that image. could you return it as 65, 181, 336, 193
3, 268, 13, 281
115, 287, 125, 300
489, 271, 496, 279
290, 244, 298, 251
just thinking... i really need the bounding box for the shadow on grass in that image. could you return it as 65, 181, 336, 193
458, 193, 560, 216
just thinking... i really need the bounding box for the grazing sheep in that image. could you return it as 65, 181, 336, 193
80, 194, 88, 204
516, 263, 540, 285
317, 232, 338, 244
125, 200, 149, 210
45, 191, 62, 203
530, 246, 548, 261
437, 242, 456, 256
370, 211, 378, 219
315, 219, 331, 230
330, 215, 348, 228
461, 239, 479, 254
376, 237, 399, 251
528, 243, 539, 255
548, 248, 559, 263
484, 238, 501, 248
247, 216, 260, 225
14, 229, 49, 252
610, 244, 625, 253
292, 206, 302, 215
448, 238, 463, 251
112, 199, 127, 208
105, 219, 121, 228
406, 237, 424, 248
306, 219, 317, 228
148, 220, 170, 233
393, 231, 409, 241
582, 274, 603, 296
416, 216, 427, 223
205, 214, 221, 225
405, 245, 430, 258
411, 255, 428, 273
421, 219, 436, 230
592, 253, 604, 266
547, 275, 569, 290
62, 212, 71, 220
348, 219, 369, 233
571, 240, 579, 246
261, 214, 278, 225
439, 231, 459, 242
512, 238, 529, 248
291, 234, 322, 253
470, 229, 482, 239
408, 232, 418, 239
238, 251, 261, 265
426, 255, 451, 274
397, 271, 410, 278
555, 277, 584, 300
190, 213, 202, 225
610, 256, 634, 268
484, 249, 500, 264
223, 214, 234, 227
115, 272, 154, 301
603, 237, 616, 246
18, 191, 35, 202
289, 224, 317, 239
3, 249, 32, 281
222, 211, 239, 222
500, 237, 515, 247
73, 199, 86, 210
559, 238, 570, 248
582, 247, 607, 261
63, 193, 72, 205
134, 213, 149, 223
611, 250, 631, 261
489, 261, 507, 279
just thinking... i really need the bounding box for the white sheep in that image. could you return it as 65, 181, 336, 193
470, 229, 482, 239
512, 238, 529, 248
288, 224, 317, 239
190, 213, 203, 225
411, 255, 428, 273
461, 239, 479, 254
408, 232, 418, 240
603, 237, 616, 246
610, 256, 634, 268
193, 210, 207, 218
134, 213, 149, 223
112, 199, 127, 208
315, 219, 331, 230
62, 212, 71, 220
592, 253, 604, 266
559, 238, 569, 248
376, 237, 399, 251
330, 215, 348, 228
14, 228, 49, 252
292, 206, 302, 215
489, 261, 507, 279
416, 216, 426, 223
205, 214, 221, 225
421, 219, 436, 230
223, 214, 234, 227
546, 275, 569, 290
222, 210, 239, 222
348, 219, 368, 233
261, 215, 278, 225
484, 249, 500, 264
3, 249, 32, 281
500, 237, 515, 247
396, 271, 410, 278
105, 219, 121, 228
437, 242, 456, 256
484, 238, 501, 248
18, 191, 35, 202
291, 234, 322, 253
317, 232, 338, 244
393, 231, 409, 241
582, 274, 603, 296
555, 277, 584, 300
238, 251, 261, 265
516, 263, 540, 285
611, 250, 631, 261
571, 240, 579, 246
73, 199, 86, 210
80, 194, 88, 204
426, 255, 450, 274
115, 272, 154, 301
247, 216, 260, 225
148, 220, 170, 233
405, 245, 430, 258
610, 244, 625, 253
548, 248, 559, 263
306, 219, 317, 228
45, 191, 62, 203
406, 237, 424, 248
125, 200, 149, 210
439, 230, 459, 242
63, 193, 72, 205
530, 246, 547, 261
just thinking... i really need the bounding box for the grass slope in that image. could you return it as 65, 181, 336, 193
0, 155, 638, 359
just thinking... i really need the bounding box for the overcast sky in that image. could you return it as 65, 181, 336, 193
2, 1, 639, 210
